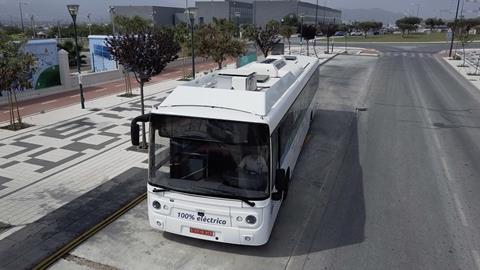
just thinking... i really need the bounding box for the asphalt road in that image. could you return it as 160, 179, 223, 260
50, 48, 480, 270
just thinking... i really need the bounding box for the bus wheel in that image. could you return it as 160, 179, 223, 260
284, 168, 291, 200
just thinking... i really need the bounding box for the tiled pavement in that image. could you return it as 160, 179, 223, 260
0, 79, 177, 231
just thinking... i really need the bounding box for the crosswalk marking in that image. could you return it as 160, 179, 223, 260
381, 52, 432, 58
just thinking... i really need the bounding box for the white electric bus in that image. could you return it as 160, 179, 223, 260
131, 55, 320, 246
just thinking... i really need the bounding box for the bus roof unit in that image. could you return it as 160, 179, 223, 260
153, 55, 320, 129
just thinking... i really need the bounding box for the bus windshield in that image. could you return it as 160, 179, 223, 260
149, 115, 270, 200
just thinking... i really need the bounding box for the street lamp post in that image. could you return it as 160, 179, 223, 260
67, 4, 85, 109
235, 11, 241, 38
449, 0, 461, 57
300, 14, 304, 55
19, 2, 27, 32
109, 6, 116, 35
185, 7, 197, 78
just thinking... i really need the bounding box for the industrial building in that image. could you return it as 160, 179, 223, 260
112, 5, 186, 27
254, 0, 341, 26
113, 0, 341, 27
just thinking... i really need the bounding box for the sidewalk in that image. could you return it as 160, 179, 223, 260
0, 59, 222, 123
0, 78, 178, 230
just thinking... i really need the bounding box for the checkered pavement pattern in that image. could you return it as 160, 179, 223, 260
0, 87, 173, 227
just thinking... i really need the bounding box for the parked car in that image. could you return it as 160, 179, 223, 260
334, 31, 346, 36
350, 31, 363, 36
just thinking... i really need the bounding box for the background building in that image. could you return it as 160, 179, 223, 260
113, 1, 341, 27
112, 6, 186, 27
196, 0, 254, 25
254, 0, 341, 27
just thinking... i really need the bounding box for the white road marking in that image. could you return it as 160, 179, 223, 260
114, 83, 124, 87
441, 156, 453, 183
453, 193, 469, 227
94, 88, 107, 92
472, 250, 480, 270
40, 99, 57, 105
2, 110, 9, 114
68, 95, 79, 98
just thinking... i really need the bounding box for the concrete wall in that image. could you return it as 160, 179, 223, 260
0, 49, 123, 106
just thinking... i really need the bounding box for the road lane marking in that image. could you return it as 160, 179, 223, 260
113, 83, 124, 87
94, 88, 107, 92
68, 95, 79, 98
41, 100, 57, 105
472, 250, 480, 270
441, 156, 453, 182
453, 193, 469, 227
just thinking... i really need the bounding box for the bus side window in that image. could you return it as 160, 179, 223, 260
271, 131, 279, 191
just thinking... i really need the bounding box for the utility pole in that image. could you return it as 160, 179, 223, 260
449, 0, 461, 57
315, 0, 319, 25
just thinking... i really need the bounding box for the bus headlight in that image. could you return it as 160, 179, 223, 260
246, 215, 257, 224
152, 201, 161, 209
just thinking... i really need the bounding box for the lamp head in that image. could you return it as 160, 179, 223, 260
67, 4, 79, 18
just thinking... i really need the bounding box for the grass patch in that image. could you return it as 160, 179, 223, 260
332, 32, 480, 43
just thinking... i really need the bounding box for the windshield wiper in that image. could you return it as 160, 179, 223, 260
152, 187, 170, 193
193, 186, 256, 207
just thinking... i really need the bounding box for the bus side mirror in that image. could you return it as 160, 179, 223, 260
131, 123, 140, 146
130, 114, 151, 146
272, 169, 286, 201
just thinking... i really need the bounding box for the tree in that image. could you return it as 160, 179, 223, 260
173, 22, 191, 79
299, 24, 317, 56
196, 18, 247, 69
279, 24, 296, 54
114, 15, 152, 34
318, 23, 338, 53
245, 20, 280, 58
396, 17, 422, 37
425, 18, 444, 31
58, 40, 87, 68
357, 21, 383, 38
0, 33, 36, 130
281, 14, 299, 27
106, 31, 180, 148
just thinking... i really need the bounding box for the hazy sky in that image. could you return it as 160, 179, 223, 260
0, 0, 478, 23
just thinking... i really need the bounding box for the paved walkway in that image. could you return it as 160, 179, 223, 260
0, 78, 176, 237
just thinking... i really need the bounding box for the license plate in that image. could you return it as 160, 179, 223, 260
190, 227, 215, 237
